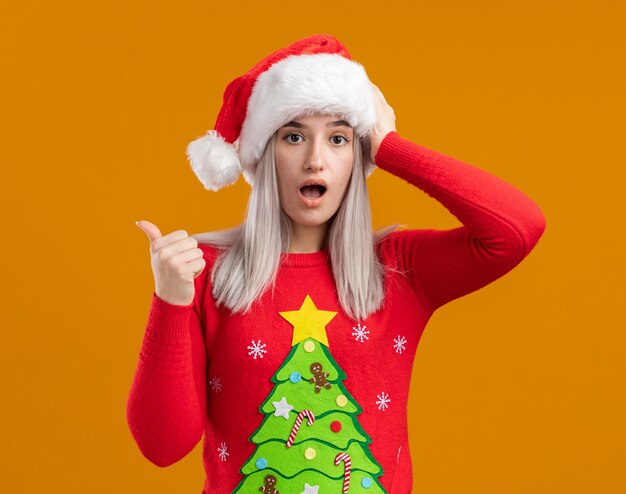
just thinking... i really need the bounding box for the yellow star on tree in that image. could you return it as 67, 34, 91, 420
279, 294, 337, 347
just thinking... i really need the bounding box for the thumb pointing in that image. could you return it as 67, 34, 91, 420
135, 220, 163, 244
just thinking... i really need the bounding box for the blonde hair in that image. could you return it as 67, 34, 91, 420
192, 126, 403, 321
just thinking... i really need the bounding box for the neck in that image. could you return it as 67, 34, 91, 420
288, 221, 329, 253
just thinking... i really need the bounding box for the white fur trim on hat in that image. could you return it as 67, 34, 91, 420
239, 53, 376, 186
186, 131, 242, 191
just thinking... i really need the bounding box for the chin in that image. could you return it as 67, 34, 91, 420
292, 216, 331, 228
289, 210, 336, 228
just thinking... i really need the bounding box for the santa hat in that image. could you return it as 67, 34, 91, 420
186, 34, 377, 191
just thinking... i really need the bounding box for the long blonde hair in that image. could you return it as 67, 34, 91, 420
192, 127, 403, 321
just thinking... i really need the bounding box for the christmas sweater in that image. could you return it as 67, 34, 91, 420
126, 131, 546, 493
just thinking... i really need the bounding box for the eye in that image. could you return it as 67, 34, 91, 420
283, 133, 303, 144
331, 135, 350, 145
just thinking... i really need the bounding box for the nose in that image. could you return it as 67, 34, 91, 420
305, 139, 325, 171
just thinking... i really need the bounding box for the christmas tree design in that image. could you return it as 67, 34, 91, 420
232, 294, 387, 493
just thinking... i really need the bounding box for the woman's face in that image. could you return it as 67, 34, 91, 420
275, 113, 355, 231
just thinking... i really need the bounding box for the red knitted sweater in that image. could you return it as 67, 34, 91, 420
126, 131, 546, 493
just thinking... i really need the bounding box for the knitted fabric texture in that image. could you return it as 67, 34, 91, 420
127, 131, 546, 493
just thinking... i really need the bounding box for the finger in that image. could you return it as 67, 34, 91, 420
176, 247, 204, 264
169, 248, 205, 277
161, 229, 193, 244
136, 220, 162, 244
376, 87, 388, 103
157, 235, 198, 256
150, 230, 191, 254
188, 257, 206, 279
372, 83, 389, 104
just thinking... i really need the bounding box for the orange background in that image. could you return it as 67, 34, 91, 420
2, 1, 625, 492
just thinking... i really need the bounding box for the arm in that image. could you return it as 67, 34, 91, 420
375, 131, 546, 311
126, 290, 208, 467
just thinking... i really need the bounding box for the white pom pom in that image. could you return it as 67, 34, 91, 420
186, 131, 242, 191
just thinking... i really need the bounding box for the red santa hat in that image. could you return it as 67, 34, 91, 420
186, 34, 377, 191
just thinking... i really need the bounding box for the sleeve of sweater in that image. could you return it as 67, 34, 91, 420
374, 131, 547, 311
126, 271, 209, 467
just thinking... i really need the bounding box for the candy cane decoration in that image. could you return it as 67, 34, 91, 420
334, 452, 352, 493
286, 409, 315, 448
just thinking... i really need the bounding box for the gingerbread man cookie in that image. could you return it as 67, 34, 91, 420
309, 362, 332, 394
258, 474, 279, 493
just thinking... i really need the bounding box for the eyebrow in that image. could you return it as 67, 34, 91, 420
280, 119, 352, 129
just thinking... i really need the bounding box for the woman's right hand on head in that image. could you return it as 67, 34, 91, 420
135, 220, 206, 306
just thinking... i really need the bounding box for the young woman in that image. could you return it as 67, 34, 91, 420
128, 34, 546, 494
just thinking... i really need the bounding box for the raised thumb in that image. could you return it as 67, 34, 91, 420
135, 220, 162, 244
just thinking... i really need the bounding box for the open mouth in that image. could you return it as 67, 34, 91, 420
299, 184, 327, 199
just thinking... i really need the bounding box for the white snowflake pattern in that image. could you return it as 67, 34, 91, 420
393, 335, 407, 354
397, 445, 402, 463
209, 376, 222, 392
247, 339, 268, 359
376, 391, 391, 411
218, 442, 229, 461
352, 322, 370, 342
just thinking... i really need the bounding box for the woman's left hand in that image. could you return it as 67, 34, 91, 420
369, 82, 397, 161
